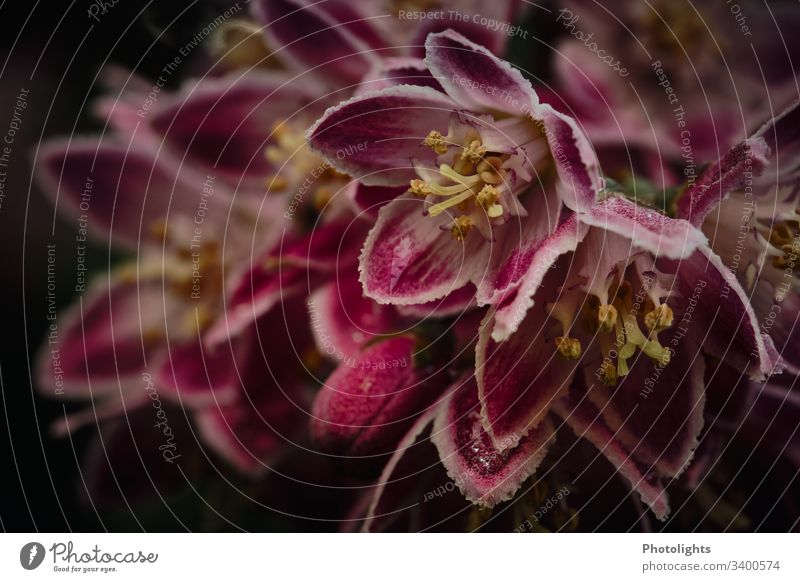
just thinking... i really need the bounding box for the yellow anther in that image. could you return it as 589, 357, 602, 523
264, 146, 284, 164
266, 175, 288, 193
461, 139, 487, 163
644, 304, 674, 331
599, 359, 617, 386
409, 179, 431, 196
556, 336, 582, 359
451, 216, 473, 241
271, 119, 289, 139
476, 185, 499, 209
423, 130, 449, 154
150, 221, 168, 242
487, 204, 504, 218
313, 186, 334, 211
597, 303, 618, 331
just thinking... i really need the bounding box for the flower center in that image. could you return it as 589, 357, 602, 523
410, 130, 512, 241
548, 263, 675, 386
265, 119, 349, 214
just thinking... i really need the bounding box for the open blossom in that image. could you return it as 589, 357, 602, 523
309, 30, 603, 306
355, 195, 777, 524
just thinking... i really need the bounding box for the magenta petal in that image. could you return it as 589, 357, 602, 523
676, 138, 771, 227
659, 246, 778, 379
483, 213, 587, 341
208, 218, 365, 345
308, 85, 458, 186
252, 0, 388, 84
431, 377, 555, 507
537, 105, 604, 212
477, 304, 576, 452
36, 276, 165, 398
753, 99, 800, 183
397, 284, 477, 319
359, 195, 488, 305
157, 338, 239, 407
552, 394, 670, 520
311, 336, 444, 456
195, 301, 312, 472
585, 195, 707, 259
585, 333, 706, 478
36, 139, 229, 248
424, 30, 534, 116
347, 182, 408, 217
308, 271, 401, 362
356, 57, 443, 96
150, 71, 318, 185
752, 289, 800, 374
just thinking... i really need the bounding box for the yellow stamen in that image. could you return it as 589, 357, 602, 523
439, 164, 482, 187
556, 336, 582, 359
423, 130, 449, 154
451, 216, 473, 241
314, 186, 334, 211
461, 139, 487, 163
428, 189, 475, 217
487, 204, 504, 218
597, 303, 618, 331
266, 175, 288, 193
150, 221, 168, 242
599, 359, 617, 386
644, 304, 674, 331
409, 179, 431, 196
476, 185, 499, 209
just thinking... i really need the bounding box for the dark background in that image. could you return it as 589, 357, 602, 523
0, 0, 228, 532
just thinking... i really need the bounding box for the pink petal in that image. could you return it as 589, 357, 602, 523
356, 57, 443, 96
537, 104, 604, 213
397, 284, 477, 318
156, 337, 240, 407
208, 218, 365, 345
196, 298, 313, 472
424, 30, 535, 116
362, 406, 439, 532
482, 212, 587, 341
308, 271, 401, 362
431, 377, 556, 507
36, 139, 230, 249
477, 303, 576, 452
36, 276, 166, 399
307, 85, 458, 186
252, 0, 389, 84
358, 195, 489, 305
584, 195, 707, 259
311, 336, 446, 456
676, 138, 771, 227
659, 246, 779, 380
150, 71, 319, 185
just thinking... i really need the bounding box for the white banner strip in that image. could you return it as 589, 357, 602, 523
1, 533, 797, 581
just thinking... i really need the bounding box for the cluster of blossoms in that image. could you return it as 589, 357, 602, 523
37, 0, 799, 530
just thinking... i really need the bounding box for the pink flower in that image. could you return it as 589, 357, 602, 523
308, 30, 603, 306
359, 195, 777, 524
